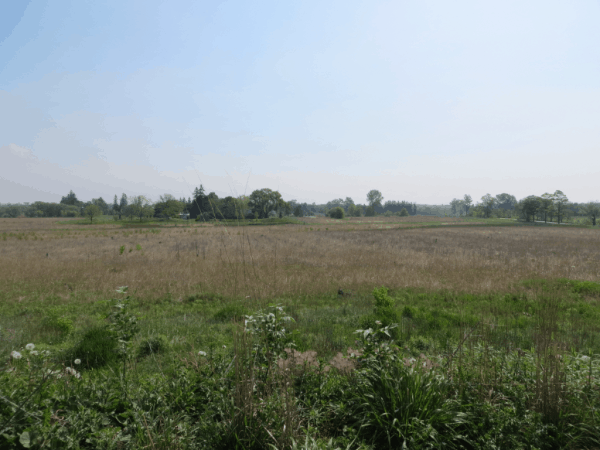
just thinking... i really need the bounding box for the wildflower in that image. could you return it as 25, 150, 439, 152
30, 351, 39, 356
198, 351, 207, 356
222, 345, 227, 349
25, 343, 35, 351
375, 320, 382, 326
10, 351, 22, 360
74, 359, 81, 365
581, 355, 590, 362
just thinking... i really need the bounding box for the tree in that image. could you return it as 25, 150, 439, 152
495, 193, 517, 210
365, 205, 376, 217
552, 190, 569, 224
581, 201, 600, 226
519, 196, 540, 222
154, 198, 184, 219
130, 196, 153, 222
347, 204, 362, 217
293, 205, 303, 217
248, 188, 285, 219
538, 193, 554, 223
463, 195, 473, 215
481, 194, 496, 218
329, 206, 345, 219
112, 195, 121, 219
366, 190, 384, 208
399, 208, 409, 217
450, 198, 464, 216
119, 194, 128, 220
60, 190, 79, 206
343, 197, 355, 211
92, 197, 108, 215
84, 204, 101, 223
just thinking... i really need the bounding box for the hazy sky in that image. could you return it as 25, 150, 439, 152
1, 0, 599, 205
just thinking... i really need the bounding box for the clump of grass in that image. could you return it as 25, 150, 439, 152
137, 335, 166, 358
64, 326, 117, 369
213, 304, 248, 322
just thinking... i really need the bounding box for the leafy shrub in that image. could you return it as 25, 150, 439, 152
399, 207, 409, 217
401, 305, 416, 319
43, 308, 74, 337
137, 336, 166, 358
213, 304, 249, 322
66, 326, 117, 369
328, 206, 345, 219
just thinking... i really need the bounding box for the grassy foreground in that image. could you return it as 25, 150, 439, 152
1, 218, 600, 449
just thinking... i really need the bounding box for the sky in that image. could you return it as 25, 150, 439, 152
1, 0, 599, 205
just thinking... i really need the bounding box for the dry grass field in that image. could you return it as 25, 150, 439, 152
1, 216, 599, 306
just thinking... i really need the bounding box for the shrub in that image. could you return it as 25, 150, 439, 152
329, 206, 345, 219
399, 207, 409, 217
66, 326, 117, 369
137, 336, 166, 358
43, 308, 74, 337
213, 304, 249, 322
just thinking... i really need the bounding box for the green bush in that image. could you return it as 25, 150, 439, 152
328, 206, 345, 219
213, 304, 249, 322
399, 207, 409, 217
43, 308, 74, 337
137, 336, 166, 358
66, 326, 117, 369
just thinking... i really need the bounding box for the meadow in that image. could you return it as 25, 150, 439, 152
1, 216, 600, 449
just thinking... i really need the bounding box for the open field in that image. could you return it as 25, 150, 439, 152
1, 217, 600, 449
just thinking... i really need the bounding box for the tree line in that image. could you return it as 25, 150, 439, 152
1, 187, 598, 225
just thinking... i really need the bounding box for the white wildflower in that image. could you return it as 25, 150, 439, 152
198, 351, 207, 356
74, 359, 81, 365
30, 351, 39, 356
375, 320, 382, 326
25, 343, 35, 351
10, 351, 22, 360
581, 355, 590, 362
222, 345, 227, 349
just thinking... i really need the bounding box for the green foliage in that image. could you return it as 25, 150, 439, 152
365, 205, 376, 217
106, 286, 140, 361
136, 335, 166, 358
66, 326, 118, 369
213, 304, 249, 322
399, 207, 409, 217
119, 245, 125, 255
328, 206, 345, 219
43, 307, 74, 337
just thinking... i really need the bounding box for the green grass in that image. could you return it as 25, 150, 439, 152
1, 281, 600, 448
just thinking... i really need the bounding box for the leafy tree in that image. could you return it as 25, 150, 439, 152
463, 194, 473, 215
399, 208, 409, 217
248, 188, 285, 219
112, 195, 121, 219
347, 204, 363, 217
450, 198, 464, 216
326, 198, 345, 210
60, 190, 80, 206
130, 196, 154, 222
480, 194, 496, 218
293, 205, 303, 217
84, 204, 101, 223
329, 206, 345, 219
365, 205, 376, 217
581, 202, 600, 226
552, 190, 569, 224
495, 193, 517, 210
119, 193, 128, 220
538, 193, 555, 223
519, 196, 540, 222
154, 199, 184, 219
91, 197, 109, 215
215, 196, 244, 220
343, 197, 355, 210
366, 190, 384, 208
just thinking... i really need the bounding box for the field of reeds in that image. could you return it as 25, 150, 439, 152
1, 216, 600, 449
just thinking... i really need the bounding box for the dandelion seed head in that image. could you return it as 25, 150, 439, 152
198, 351, 207, 356
10, 351, 22, 360
74, 359, 81, 365
25, 343, 35, 351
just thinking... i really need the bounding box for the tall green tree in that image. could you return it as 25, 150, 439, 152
480, 194, 496, 218
366, 190, 384, 208
84, 204, 101, 223
60, 190, 80, 206
463, 194, 473, 215
552, 190, 569, 224
112, 195, 121, 219
495, 193, 517, 210
130, 196, 154, 222
581, 202, 600, 226
248, 188, 285, 219
519, 196, 540, 222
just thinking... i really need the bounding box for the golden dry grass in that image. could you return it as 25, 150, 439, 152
1, 217, 599, 306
